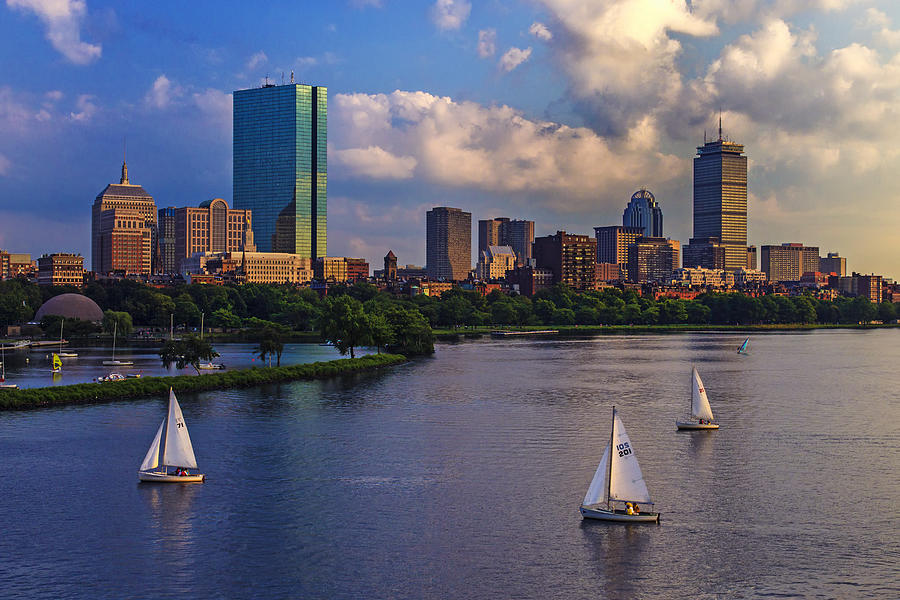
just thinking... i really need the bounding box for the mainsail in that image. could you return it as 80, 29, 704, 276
161, 389, 198, 469
582, 445, 610, 506
52, 354, 62, 371
691, 367, 715, 422
738, 338, 749, 353
608, 411, 652, 504
139, 421, 164, 471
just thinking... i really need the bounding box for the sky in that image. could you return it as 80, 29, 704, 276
1, 0, 900, 277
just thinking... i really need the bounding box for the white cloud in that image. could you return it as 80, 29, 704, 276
331, 90, 685, 209
247, 51, 267, 70
68, 93, 96, 122
859, 8, 900, 48
477, 28, 496, 58
499, 46, 532, 72
529, 22, 552, 41
44, 90, 63, 102
430, 0, 470, 31
6, 0, 101, 64
145, 75, 183, 109
0, 153, 11, 176
192, 88, 232, 132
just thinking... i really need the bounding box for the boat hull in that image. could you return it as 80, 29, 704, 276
676, 421, 719, 430
139, 471, 205, 483
580, 505, 659, 523
103, 360, 133, 366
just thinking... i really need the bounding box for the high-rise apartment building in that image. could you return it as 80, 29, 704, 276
478, 217, 534, 266
820, 252, 847, 276
626, 237, 679, 284
233, 82, 327, 258
594, 226, 643, 272
686, 124, 748, 270
533, 231, 596, 291
622, 189, 663, 237
92, 161, 157, 275
760, 243, 820, 282
426, 207, 471, 281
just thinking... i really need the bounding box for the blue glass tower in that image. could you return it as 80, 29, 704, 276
233, 82, 327, 257
622, 188, 663, 238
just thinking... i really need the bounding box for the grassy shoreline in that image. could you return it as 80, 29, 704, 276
0, 353, 406, 411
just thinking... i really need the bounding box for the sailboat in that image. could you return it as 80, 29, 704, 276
103, 321, 133, 366
0, 345, 17, 389
580, 407, 660, 523
57, 320, 77, 358
138, 388, 205, 483
737, 337, 749, 354
676, 367, 719, 430
50, 353, 62, 373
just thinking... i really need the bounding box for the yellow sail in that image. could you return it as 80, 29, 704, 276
52, 353, 62, 370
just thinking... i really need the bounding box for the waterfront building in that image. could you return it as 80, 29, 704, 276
92, 160, 157, 275
820, 252, 847, 277
383, 251, 398, 282
478, 218, 534, 266
233, 81, 327, 258
626, 237, 679, 284
761, 243, 820, 282
533, 231, 596, 291
37, 253, 84, 287
622, 189, 663, 237
594, 225, 643, 273
476, 245, 516, 281
686, 123, 748, 270
167, 199, 254, 272
426, 207, 471, 281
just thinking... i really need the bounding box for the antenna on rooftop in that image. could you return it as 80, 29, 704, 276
281, 72, 284, 85
290, 70, 294, 84
718, 109, 723, 142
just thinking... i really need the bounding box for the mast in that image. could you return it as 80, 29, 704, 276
607, 406, 615, 509
59, 320, 64, 354
112, 321, 117, 361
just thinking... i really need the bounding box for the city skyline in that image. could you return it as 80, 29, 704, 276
2, 2, 900, 277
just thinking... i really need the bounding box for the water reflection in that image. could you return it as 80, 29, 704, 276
139, 482, 200, 584
581, 520, 655, 598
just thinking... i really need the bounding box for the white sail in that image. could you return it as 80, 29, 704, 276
582, 444, 610, 506
608, 412, 652, 504
161, 389, 198, 469
691, 367, 715, 422
140, 420, 164, 471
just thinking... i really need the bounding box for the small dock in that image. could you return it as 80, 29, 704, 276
490, 330, 559, 337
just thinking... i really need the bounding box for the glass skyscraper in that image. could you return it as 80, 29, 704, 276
689, 128, 747, 271
622, 188, 663, 237
233, 82, 326, 257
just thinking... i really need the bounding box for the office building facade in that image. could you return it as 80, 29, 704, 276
594, 226, 643, 272
426, 207, 471, 281
820, 252, 846, 276
626, 237, 679, 284
233, 82, 327, 258
37, 253, 84, 287
92, 161, 157, 275
760, 243, 820, 282
476, 245, 516, 281
478, 217, 534, 266
687, 127, 748, 270
533, 231, 596, 291
622, 188, 663, 237
166, 199, 254, 272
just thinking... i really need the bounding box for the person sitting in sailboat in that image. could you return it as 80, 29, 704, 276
625, 502, 634, 515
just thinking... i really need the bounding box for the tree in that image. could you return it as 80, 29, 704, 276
318, 295, 371, 358
382, 305, 434, 356
255, 327, 284, 366
159, 335, 219, 374
211, 307, 242, 330
102, 310, 133, 336
366, 312, 394, 354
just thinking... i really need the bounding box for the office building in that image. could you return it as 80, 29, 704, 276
831, 272, 882, 303
37, 253, 84, 287
622, 188, 663, 237
164, 199, 254, 272
626, 237, 679, 284
594, 226, 643, 272
760, 243, 820, 282
92, 160, 157, 275
820, 252, 846, 277
506, 266, 555, 297
233, 81, 327, 258
476, 245, 516, 281
747, 246, 757, 270
0, 251, 33, 280
478, 217, 534, 266
345, 258, 369, 282
686, 123, 748, 270
533, 231, 596, 291
683, 236, 726, 270
426, 207, 471, 281
595, 263, 620, 283
157, 207, 177, 274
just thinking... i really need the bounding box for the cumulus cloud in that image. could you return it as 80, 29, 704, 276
477, 28, 496, 58
859, 8, 900, 48
192, 88, 232, 133
330, 90, 685, 209
246, 51, 267, 70
145, 75, 182, 109
529, 22, 552, 41
430, 0, 470, 31
6, 0, 101, 64
499, 46, 532, 72
68, 93, 96, 122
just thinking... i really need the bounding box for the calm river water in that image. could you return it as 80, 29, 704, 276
1, 331, 898, 599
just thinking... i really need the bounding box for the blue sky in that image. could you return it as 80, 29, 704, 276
2, 0, 900, 277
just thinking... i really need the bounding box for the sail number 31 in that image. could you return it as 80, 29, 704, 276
617, 442, 632, 457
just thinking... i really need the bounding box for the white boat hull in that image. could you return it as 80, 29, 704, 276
676, 420, 719, 430
103, 360, 133, 366
580, 505, 660, 523
138, 471, 205, 483
0, 383, 18, 389
58, 353, 78, 358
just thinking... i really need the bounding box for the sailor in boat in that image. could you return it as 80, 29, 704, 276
625, 502, 634, 515
633, 504, 640, 514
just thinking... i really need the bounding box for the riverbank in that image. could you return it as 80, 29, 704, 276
432, 322, 900, 339
0, 353, 406, 411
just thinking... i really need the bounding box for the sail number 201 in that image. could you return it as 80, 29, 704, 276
617, 442, 632, 457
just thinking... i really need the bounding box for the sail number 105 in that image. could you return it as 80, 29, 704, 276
617, 442, 632, 457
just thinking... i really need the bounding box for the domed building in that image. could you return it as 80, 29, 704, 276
34, 294, 104, 323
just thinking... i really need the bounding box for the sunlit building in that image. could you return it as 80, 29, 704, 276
534, 231, 596, 291
476, 245, 516, 280
820, 252, 846, 277
37, 253, 84, 287
426, 207, 471, 281
761, 243, 820, 282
